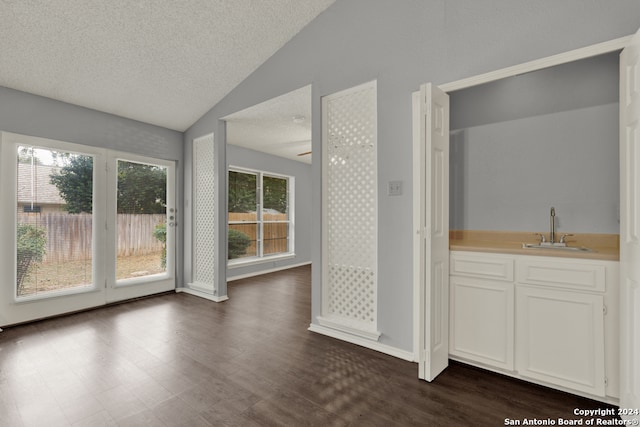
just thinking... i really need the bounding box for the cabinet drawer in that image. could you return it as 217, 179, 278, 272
450, 252, 514, 282
517, 258, 606, 292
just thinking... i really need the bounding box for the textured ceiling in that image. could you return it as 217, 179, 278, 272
0, 0, 334, 131
225, 85, 311, 164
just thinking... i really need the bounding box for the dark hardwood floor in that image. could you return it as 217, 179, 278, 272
0, 265, 619, 426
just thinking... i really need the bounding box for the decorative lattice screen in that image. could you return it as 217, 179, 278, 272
322, 81, 378, 338
192, 134, 216, 293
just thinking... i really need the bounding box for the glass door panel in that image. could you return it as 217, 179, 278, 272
16, 146, 95, 298
115, 160, 168, 281
107, 153, 175, 303
1, 132, 106, 327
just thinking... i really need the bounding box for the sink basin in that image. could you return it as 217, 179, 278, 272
521, 243, 593, 252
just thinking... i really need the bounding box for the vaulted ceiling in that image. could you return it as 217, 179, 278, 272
0, 0, 335, 132
225, 85, 311, 164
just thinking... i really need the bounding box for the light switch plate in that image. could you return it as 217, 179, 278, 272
388, 180, 403, 196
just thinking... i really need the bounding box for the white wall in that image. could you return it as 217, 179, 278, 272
183, 0, 640, 353
449, 53, 619, 234
451, 104, 619, 233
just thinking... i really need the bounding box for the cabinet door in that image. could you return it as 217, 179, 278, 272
516, 286, 605, 396
450, 276, 514, 370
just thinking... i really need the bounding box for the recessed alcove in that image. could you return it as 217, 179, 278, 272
449, 52, 620, 234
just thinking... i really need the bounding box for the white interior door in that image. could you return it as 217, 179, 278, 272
418, 83, 450, 381
619, 26, 640, 418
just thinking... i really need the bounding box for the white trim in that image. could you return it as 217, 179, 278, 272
177, 286, 228, 302
440, 36, 631, 93
316, 316, 381, 341
308, 323, 414, 362
227, 165, 295, 262
106, 153, 177, 303
228, 253, 295, 269
412, 91, 421, 362
1, 132, 106, 325
227, 261, 310, 281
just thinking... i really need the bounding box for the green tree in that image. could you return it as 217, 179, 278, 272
49, 155, 94, 213
18, 147, 43, 165
228, 171, 256, 212
263, 176, 287, 214
50, 158, 167, 214
117, 162, 166, 214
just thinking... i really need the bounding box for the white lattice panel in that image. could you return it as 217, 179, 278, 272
193, 134, 216, 292
323, 81, 378, 329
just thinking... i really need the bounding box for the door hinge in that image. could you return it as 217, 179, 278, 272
604, 377, 608, 387
603, 305, 608, 315
104, 280, 107, 289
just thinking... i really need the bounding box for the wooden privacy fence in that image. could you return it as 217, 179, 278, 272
228, 212, 289, 255
17, 212, 165, 262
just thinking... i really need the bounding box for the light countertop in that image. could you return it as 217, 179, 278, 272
449, 230, 619, 261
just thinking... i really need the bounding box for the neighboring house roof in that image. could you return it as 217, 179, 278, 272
17, 163, 65, 205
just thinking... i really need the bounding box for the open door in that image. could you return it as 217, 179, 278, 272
418, 83, 450, 381
619, 27, 640, 419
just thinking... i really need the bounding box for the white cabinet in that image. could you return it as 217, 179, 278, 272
516, 285, 605, 396
449, 252, 514, 370
449, 251, 618, 401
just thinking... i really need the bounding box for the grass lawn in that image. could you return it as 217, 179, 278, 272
19, 252, 166, 297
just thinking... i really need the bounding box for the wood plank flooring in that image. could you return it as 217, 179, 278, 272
0, 265, 620, 426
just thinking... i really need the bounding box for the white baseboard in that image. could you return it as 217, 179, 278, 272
308, 323, 415, 362
316, 316, 381, 341
176, 287, 228, 302
227, 261, 311, 282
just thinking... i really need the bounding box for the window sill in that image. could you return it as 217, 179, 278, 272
228, 253, 296, 269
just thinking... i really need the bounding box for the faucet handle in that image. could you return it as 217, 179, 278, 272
534, 233, 546, 243
559, 234, 574, 244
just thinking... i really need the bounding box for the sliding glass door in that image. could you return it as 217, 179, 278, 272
0, 132, 175, 326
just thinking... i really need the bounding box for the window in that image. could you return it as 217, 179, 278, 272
228, 167, 293, 264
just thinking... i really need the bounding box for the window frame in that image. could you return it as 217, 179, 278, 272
227, 166, 294, 267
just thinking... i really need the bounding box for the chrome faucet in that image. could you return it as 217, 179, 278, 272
550, 207, 556, 244
527, 207, 581, 249
535, 207, 572, 246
